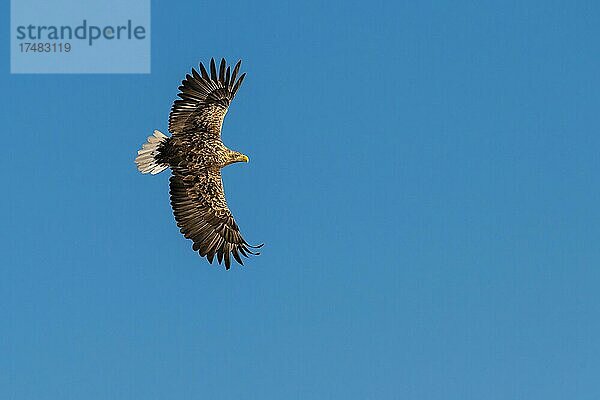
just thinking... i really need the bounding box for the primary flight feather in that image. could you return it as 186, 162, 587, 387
135, 58, 262, 269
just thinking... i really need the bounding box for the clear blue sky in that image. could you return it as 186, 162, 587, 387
2, 1, 600, 399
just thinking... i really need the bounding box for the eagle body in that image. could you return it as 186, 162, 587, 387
135, 58, 261, 269
156, 136, 243, 170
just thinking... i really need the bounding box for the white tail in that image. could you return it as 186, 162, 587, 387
135, 130, 169, 175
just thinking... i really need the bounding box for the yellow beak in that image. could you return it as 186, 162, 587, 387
240, 154, 249, 163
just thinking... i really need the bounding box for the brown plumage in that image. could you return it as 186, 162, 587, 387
135, 58, 262, 269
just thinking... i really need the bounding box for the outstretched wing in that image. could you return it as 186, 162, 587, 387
169, 58, 246, 138
169, 171, 261, 269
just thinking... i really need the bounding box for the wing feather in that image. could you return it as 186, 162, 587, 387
169, 172, 260, 269
169, 58, 246, 138
219, 58, 226, 81
199, 63, 210, 80
210, 58, 217, 81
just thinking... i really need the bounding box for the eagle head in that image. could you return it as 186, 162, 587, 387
226, 150, 249, 165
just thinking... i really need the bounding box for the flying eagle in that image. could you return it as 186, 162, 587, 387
135, 58, 262, 269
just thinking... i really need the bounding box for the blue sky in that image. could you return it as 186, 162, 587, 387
2, 0, 600, 399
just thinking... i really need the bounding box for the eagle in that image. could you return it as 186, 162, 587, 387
135, 58, 262, 269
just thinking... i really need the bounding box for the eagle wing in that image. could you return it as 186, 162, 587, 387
169, 171, 261, 269
169, 58, 246, 138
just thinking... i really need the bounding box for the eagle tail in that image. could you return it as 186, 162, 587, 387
135, 130, 169, 175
